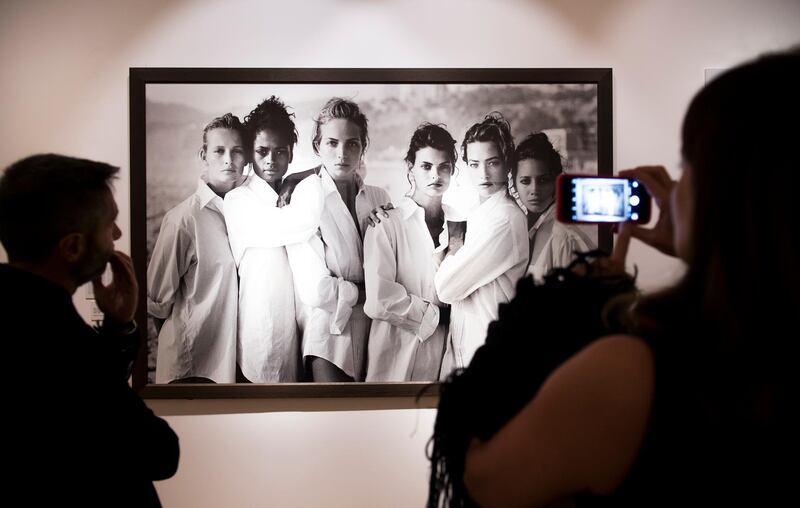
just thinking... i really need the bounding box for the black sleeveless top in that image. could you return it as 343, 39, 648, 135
575, 315, 791, 507
429, 258, 790, 508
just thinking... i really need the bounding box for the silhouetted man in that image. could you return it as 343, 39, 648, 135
0, 154, 179, 507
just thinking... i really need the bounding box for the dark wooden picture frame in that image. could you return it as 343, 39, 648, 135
130, 67, 613, 400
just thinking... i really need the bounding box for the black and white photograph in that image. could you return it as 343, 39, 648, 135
130, 68, 612, 396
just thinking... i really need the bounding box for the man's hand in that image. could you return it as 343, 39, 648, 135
92, 251, 138, 324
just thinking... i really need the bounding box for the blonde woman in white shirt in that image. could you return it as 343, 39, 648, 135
513, 132, 595, 282
435, 113, 529, 378
147, 113, 245, 383
223, 97, 325, 383
363, 123, 458, 382
286, 98, 390, 382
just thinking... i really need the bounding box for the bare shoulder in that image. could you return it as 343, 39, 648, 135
538, 334, 655, 494
570, 335, 654, 374
464, 335, 655, 505
543, 335, 655, 414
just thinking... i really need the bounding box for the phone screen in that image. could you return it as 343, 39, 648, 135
558, 175, 650, 223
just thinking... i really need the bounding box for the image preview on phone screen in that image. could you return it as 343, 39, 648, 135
570, 177, 644, 222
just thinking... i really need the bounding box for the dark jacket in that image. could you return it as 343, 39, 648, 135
1, 263, 179, 507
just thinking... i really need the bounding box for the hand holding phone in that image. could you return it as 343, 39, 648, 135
618, 166, 678, 257
556, 174, 652, 224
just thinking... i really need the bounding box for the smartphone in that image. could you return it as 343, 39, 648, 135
556, 174, 651, 223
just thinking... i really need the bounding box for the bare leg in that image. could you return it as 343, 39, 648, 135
308, 356, 354, 382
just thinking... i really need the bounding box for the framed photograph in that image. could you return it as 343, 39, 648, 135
130, 67, 613, 400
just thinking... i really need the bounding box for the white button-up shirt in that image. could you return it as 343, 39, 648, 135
363, 197, 448, 382
223, 174, 324, 383
528, 203, 596, 282
147, 180, 238, 383
435, 190, 529, 377
286, 169, 391, 380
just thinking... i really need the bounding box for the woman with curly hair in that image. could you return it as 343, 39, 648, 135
223, 96, 324, 382
434, 112, 529, 379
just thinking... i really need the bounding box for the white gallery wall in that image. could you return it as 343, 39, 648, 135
1, 0, 798, 506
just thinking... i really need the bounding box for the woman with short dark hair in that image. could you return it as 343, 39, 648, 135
363, 123, 458, 381
512, 132, 595, 281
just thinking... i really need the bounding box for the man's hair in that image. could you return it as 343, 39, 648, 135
243, 96, 298, 150
0, 154, 118, 261
311, 97, 369, 155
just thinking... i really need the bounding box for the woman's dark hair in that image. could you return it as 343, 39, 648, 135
428, 47, 799, 507
201, 112, 244, 152
404, 123, 458, 169
461, 112, 515, 170
639, 47, 800, 351
427, 257, 637, 507
311, 97, 369, 155
511, 132, 563, 182
243, 96, 298, 150
631, 48, 799, 501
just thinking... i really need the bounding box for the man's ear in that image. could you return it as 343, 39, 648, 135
57, 232, 87, 263
288, 146, 294, 165
198, 147, 207, 164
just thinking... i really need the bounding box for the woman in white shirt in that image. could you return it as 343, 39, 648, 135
223, 97, 324, 383
147, 113, 245, 383
513, 132, 595, 282
434, 113, 529, 378
287, 98, 390, 382
363, 123, 457, 381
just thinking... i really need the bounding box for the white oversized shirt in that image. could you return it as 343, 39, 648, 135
147, 180, 238, 383
527, 203, 596, 282
363, 197, 448, 382
435, 190, 529, 377
286, 169, 390, 381
223, 174, 324, 383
